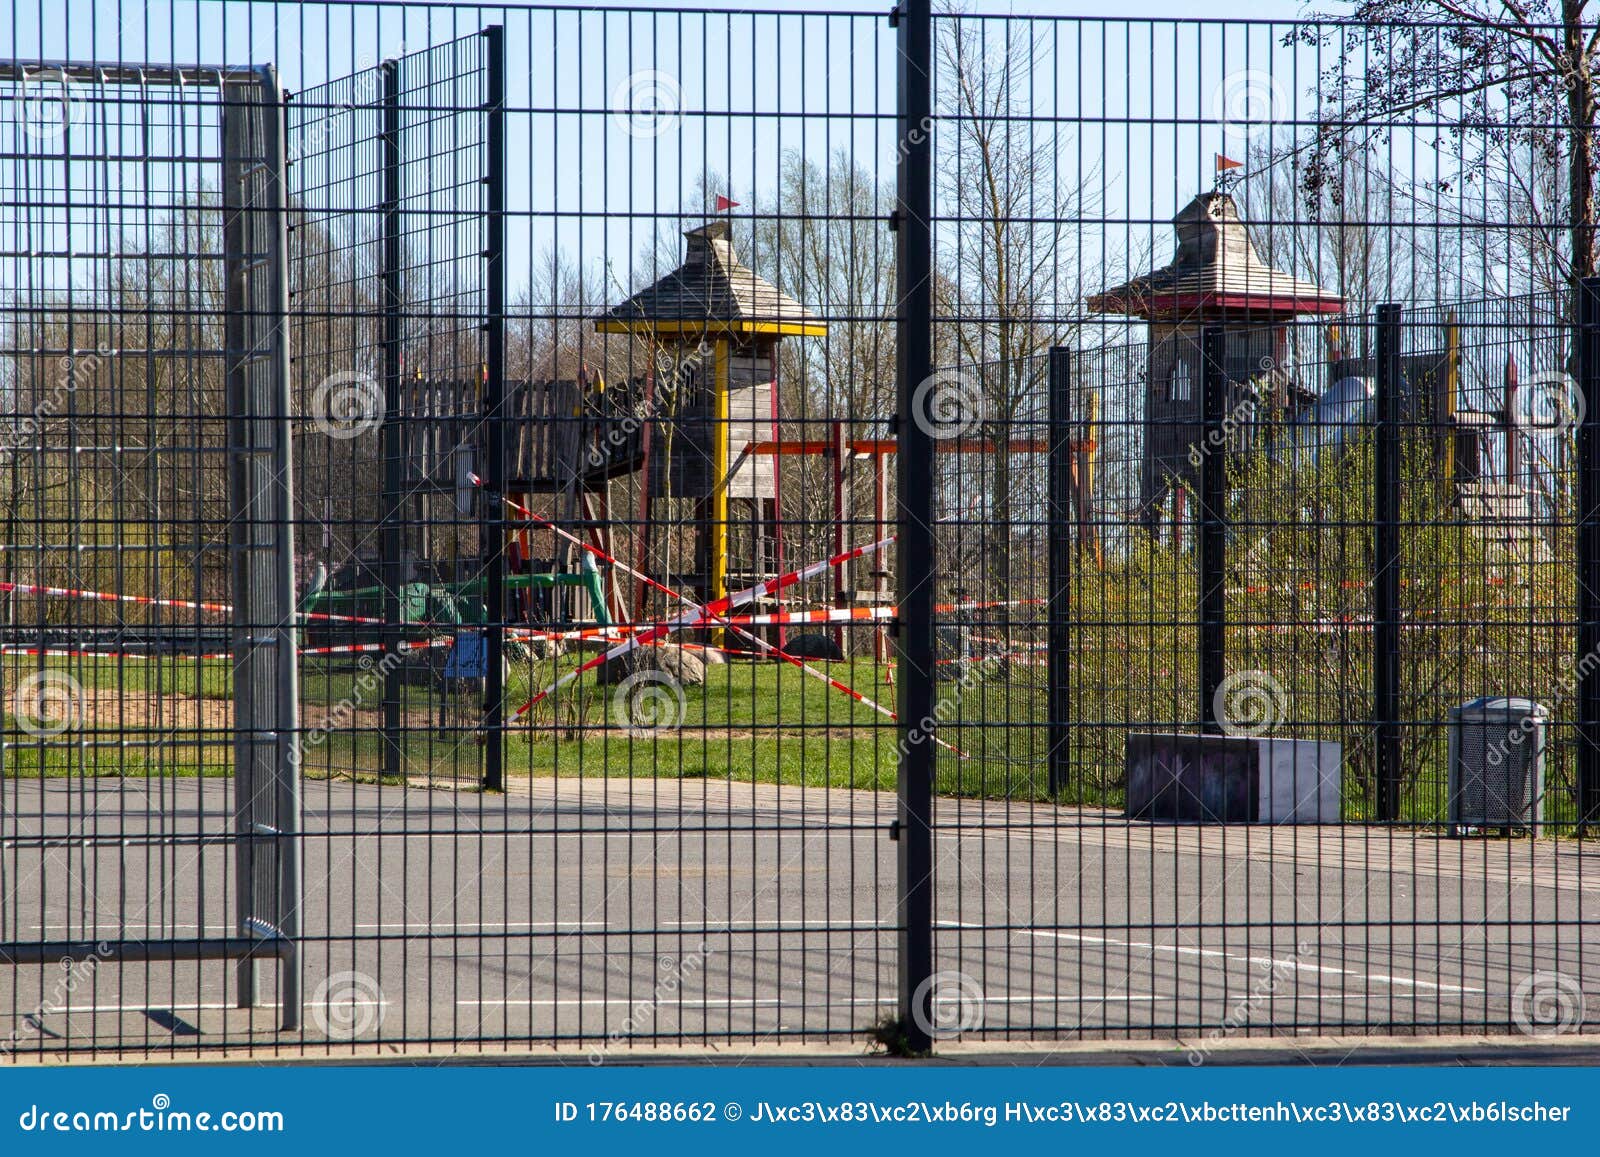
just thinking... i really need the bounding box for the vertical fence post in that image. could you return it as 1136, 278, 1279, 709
1373, 303, 1403, 822
220, 76, 259, 1014
481, 25, 506, 792
1577, 279, 1600, 833
379, 60, 404, 783
1048, 346, 1072, 796
893, 0, 936, 1054
1198, 327, 1227, 730
261, 67, 303, 1032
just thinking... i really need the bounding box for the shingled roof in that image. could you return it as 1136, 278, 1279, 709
595, 221, 826, 336
1087, 192, 1343, 319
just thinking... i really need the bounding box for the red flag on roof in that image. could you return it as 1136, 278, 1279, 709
715, 194, 740, 211
1215, 153, 1243, 172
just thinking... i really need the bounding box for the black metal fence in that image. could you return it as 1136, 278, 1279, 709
1, 2, 1599, 1058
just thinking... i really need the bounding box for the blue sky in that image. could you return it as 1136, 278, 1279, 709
5, 0, 1391, 307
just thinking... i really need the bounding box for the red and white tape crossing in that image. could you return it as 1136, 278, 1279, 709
1, 480, 979, 754
475, 479, 961, 749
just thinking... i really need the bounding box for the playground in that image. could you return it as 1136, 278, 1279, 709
389, 205, 1570, 828
3, 196, 1585, 828
3, 6, 1598, 1059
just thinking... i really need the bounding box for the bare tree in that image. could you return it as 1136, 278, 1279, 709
936, 11, 1102, 591
1302, 3, 1600, 291
518, 246, 641, 385
748, 150, 899, 572
1244, 136, 1400, 315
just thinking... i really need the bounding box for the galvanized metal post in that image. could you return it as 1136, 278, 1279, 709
1047, 346, 1072, 796
220, 74, 259, 1016
223, 67, 301, 1030
1198, 326, 1227, 730
380, 60, 404, 783
1577, 279, 1600, 833
261, 65, 303, 1032
481, 25, 506, 792
893, 0, 936, 1055
1374, 303, 1403, 823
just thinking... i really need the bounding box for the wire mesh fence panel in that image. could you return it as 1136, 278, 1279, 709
512, 5, 901, 1049
2, 1, 1600, 1059
925, 12, 1598, 1043
0, 62, 300, 1055
290, 34, 492, 794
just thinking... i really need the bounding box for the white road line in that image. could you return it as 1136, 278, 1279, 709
34, 920, 882, 934
351, 921, 611, 931
0, 1001, 386, 1014
1016, 927, 1485, 993
456, 995, 1161, 1008
0, 990, 1520, 1023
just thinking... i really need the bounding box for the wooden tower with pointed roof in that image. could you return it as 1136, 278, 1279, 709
596, 221, 826, 616
1088, 192, 1343, 540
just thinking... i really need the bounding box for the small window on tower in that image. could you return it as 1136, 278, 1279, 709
1168, 361, 1192, 403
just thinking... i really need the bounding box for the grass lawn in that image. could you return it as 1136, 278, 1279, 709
2, 646, 1587, 828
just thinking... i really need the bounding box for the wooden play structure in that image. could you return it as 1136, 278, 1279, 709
504, 220, 1075, 651
594, 221, 826, 628
1087, 190, 1345, 545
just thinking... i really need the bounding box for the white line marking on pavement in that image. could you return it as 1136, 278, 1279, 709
1, 1001, 386, 1014
1015, 927, 1485, 993
455, 995, 1161, 1008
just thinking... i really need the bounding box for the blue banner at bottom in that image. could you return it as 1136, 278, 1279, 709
2, 1063, 1591, 1153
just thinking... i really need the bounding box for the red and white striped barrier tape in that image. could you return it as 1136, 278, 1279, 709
0, 580, 385, 625
513, 535, 894, 719
482, 481, 942, 746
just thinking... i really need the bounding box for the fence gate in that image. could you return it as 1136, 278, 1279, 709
0, 64, 300, 1049
288, 30, 502, 792
912, 10, 1600, 1047
285, 28, 515, 1047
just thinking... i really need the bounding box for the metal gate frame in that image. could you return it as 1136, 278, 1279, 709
0, 62, 301, 1031
288, 29, 504, 793
222, 65, 302, 1031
